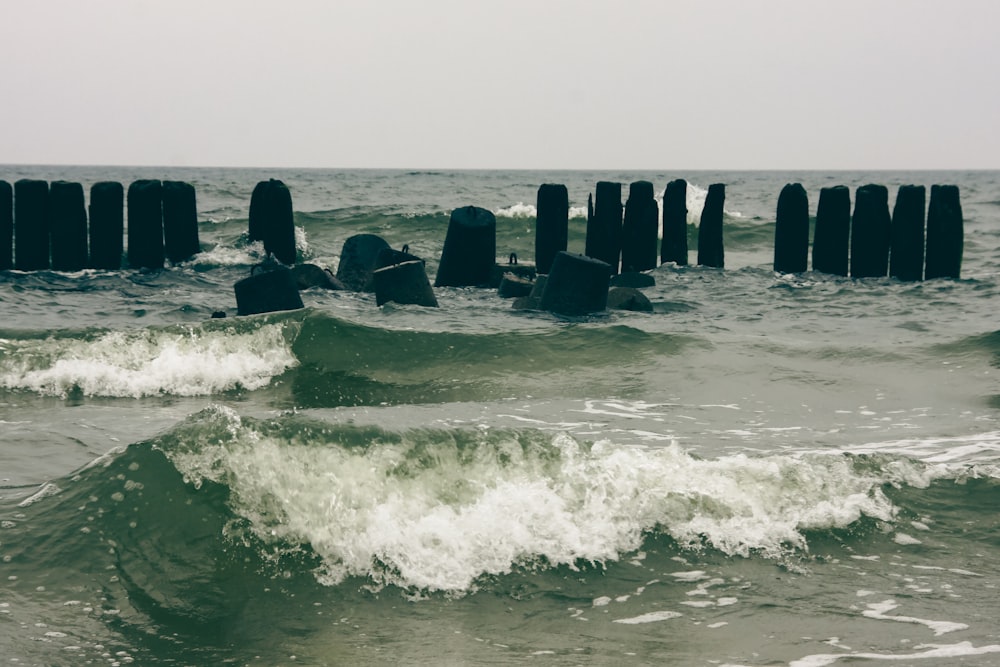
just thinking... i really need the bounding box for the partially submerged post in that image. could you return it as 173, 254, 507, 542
621, 180, 658, 273
162, 181, 200, 264
435, 205, 496, 287
924, 184, 963, 280
850, 184, 891, 278
127, 179, 164, 270
248, 179, 296, 265
889, 184, 926, 281
812, 185, 850, 276
697, 183, 725, 268
585, 181, 622, 274
660, 178, 688, 266
535, 183, 568, 274
89, 181, 124, 270
49, 181, 88, 271
14, 179, 50, 271
773, 183, 809, 274
0, 180, 12, 270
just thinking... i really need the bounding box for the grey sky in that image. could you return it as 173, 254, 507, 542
2, 0, 997, 169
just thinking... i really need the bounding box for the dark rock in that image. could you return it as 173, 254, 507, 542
610, 271, 655, 288
291, 263, 346, 290
336, 233, 391, 291
607, 286, 653, 312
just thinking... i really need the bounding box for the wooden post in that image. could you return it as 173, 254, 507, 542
0, 180, 11, 270
812, 185, 850, 276
162, 181, 200, 264
127, 179, 163, 270
924, 184, 963, 280
14, 179, 50, 271
89, 182, 124, 270
49, 181, 88, 271
773, 183, 809, 274
697, 183, 725, 268
535, 183, 568, 274
621, 180, 658, 273
660, 178, 688, 266
889, 184, 925, 281
585, 181, 622, 274
850, 184, 890, 278
435, 206, 496, 287
248, 179, 296, 265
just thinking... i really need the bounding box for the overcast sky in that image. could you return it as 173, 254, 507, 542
2, 0, 997, 170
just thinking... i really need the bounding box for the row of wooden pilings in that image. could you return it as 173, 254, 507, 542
535, 180, 963, 281
0, 178, 201, 271
0, 177, 300, 271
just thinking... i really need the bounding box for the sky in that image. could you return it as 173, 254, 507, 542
1, 0, 998, 170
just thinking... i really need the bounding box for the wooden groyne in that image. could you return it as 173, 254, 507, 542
0, 178, 202, 271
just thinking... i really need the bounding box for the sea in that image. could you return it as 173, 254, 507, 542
1, 166, 998, 667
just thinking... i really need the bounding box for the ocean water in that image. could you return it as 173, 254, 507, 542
1, 166, 998, 666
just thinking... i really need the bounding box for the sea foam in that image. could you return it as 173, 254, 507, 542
0, 323, 298, 398
164, 409, 938, 593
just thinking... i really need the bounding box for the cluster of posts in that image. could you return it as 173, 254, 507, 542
2, 175, 965, 317
774, 183, 962, 280
0, 178, 200, 271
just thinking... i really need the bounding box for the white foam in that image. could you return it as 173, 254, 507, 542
612, 610, 682, 624
789, 641, 1000, 667
678, 182, 743, 224
862, 599, 968, 635
494, 202, 536, 219
166, 414, 928, 592
0, 323, 298, 398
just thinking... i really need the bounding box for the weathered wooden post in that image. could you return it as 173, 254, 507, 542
162, 180, 200, 264
850, 184, 891, 278
535, 183, 568, 274
435, 205, 496, 287
585, 181, 622, 274
127, 179, 164, 270
14, 179, 50, 271
0, 180, 11, 270
660, 178, 688, 266
49, 181, 88, 271
889, 184, 925, 281
812, 185, 850, 276
89, 181, 124, 270
248, 179, 296, 265
773, 183, 809, 273
697, 183, 725, 268
621, 180, 658, 273
924, 184, 963, 280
